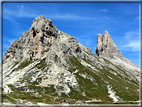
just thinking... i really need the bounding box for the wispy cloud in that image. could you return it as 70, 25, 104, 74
124, 31, 139, 39
79, 38, 93, 47
3, 5, 109, 21
100, 9, 108, 12
8, 39, 17, 44
123, 31, 139, 52
19, 5, 24, 13
124, 40, 139, 51
3, 6, 37, 19
47, 14, 109, 20
77, 13, 127, 40
134, 16, 139, 21
96, 9, 108, 13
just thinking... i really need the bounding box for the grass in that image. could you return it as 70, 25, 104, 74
97, 65, 139, 101
4, 54, 139, 104
34, 58, 47, 70
19, 71, 40, 85
17, 58, 48, 85
11, 61, 19, 69
68, 87, 90, 100
67, 56, 139, 102
67, 56, 113, 102
87, 101, 112, 104
54, 55, 58, 62
15, 59, 32, 71
4, 84, 55, 104
6, 83, 86, 104
3, 94, 17, 103
98, 58, 139, 101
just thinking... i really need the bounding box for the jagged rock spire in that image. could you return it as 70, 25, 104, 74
3, 16, 59, 63
96, 31, 139, 68
96, 31, 123, 58
3, 16, 82, 64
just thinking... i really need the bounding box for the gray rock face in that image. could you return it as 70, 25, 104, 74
96, 31, 139, 68
68, 36, 82, 54
3, 16, 83, 65
96, 31, 123, 58
3, 16, 58, 63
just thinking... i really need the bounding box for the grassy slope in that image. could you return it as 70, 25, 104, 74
67, 56, 139, 102
3, 56, 139, 104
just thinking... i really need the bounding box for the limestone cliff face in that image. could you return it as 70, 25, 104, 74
96, 31, 139, 68
3, 16, 82, 64
3, 16, 59, 63
96, 31, 122, 58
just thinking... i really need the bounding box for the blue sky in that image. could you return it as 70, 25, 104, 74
3, 3, 140, 67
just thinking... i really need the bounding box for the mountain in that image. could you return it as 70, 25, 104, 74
96, 31, 139, 68
2, 16, 140, 105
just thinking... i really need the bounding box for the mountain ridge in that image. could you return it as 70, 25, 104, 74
2, 16, 140, 105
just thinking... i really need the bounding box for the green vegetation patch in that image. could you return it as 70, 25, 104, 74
68, 87, 90, 100
3, 94, 17, 103
87, 101, 112, 104
11, 61, 19, 69
67, 56, 112, 102
34, 58, 47, 70
67, 56, 139, 102
97, 64, 139, 101
54, 55, 58, 62
19, 71, 42, 86
4, 84, 56, 104
15, 59, 32, 71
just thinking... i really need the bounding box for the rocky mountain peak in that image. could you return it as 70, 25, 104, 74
32, 15, 52, 24
34, 15, 47, 20
3, 16, 58, 63
103, 30, 109, 35
96, 30, 122, 58
31, 16, 54, 32
3, 16, 83, 64
96, 31, 139, 68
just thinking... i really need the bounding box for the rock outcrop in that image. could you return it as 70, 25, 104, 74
3, 16, 84, 64
96, 31, 139, 68
3, 16, 59, 63
96, 31, 123, 58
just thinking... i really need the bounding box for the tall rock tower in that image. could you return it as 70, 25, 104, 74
96, 31, 123, 58
96, 31, 139, 68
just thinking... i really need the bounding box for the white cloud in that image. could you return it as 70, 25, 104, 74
123, 31, 139, 52
134, 16, 139, 21
3, 5, 38, 20
19, 5, 24, 13
97, 9, 108, 13
124, 40, 140, 51
3, 5, 109, 21
3, 8, 37, 19
124, 31, 139, 39
100, 9, 108, 12
78, 38, 93, 47
8, 39, 17, 44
